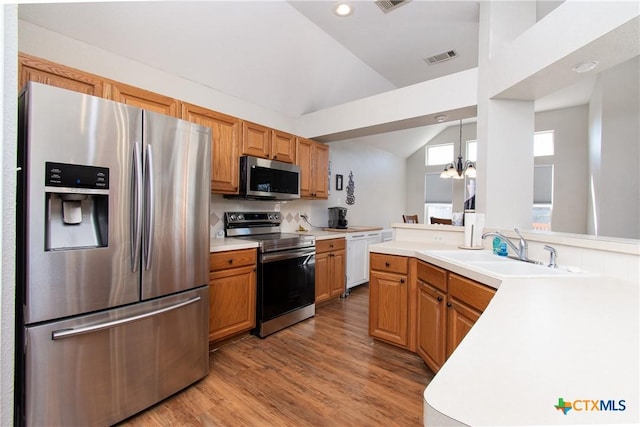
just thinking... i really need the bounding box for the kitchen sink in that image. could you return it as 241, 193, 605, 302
469, 261, 579, 278
423, 249, 587, 278
425, 250, 509, 263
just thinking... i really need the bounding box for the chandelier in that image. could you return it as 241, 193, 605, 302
440, 119, 476, 179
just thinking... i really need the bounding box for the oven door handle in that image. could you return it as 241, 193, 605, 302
261, 248, 316, 263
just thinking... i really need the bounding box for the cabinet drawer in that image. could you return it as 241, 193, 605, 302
316, 238, 345, 253
448, 273, 496, 312
417, 261, 447, 292
370, 253, 408, 275
209, 249, 256, 272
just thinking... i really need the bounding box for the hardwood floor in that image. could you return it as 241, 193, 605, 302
119, 285, 434, 426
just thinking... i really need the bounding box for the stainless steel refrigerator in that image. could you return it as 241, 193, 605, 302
16, 82, 211, 426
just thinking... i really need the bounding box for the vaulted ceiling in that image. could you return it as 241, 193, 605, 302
19, 1, 587, 158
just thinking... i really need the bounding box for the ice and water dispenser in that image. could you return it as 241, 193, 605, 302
44, 162, 109, 251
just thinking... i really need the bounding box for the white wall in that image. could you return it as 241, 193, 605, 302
1, 5, 17, 425
18, 21, 297, 135
535, 105, 589, 234
323, 140, 406, 229
588, 56, 640, 239
208, 140, 405, 235
406, 122, 477, 222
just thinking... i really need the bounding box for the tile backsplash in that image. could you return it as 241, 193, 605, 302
209, 195, 315, 236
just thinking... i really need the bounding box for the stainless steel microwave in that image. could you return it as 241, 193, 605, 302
237, 156, 301, 200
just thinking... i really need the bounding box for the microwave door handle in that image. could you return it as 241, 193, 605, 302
131, 142, 143, 272
143, 145, 155, 271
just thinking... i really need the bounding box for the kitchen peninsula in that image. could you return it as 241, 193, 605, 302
369, 223, 639, 426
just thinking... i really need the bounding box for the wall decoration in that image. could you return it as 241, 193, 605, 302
327, 160, 332, 196
346, 170, 355, 205
335, 174, 343, 191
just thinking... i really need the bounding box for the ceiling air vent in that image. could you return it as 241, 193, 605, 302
424, 50, 458, 65
375, 0, 410, 13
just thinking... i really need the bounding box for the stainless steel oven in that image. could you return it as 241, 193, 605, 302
225, 212, 315, 337
259, 247, 315, 336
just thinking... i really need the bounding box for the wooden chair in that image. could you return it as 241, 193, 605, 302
402, 215, 419, 224
430, 217, 452, 225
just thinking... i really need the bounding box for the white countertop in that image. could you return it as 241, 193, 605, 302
209, 230, 347, 252
209, 237, 258, 253
369, 241, 639, 426
293, 229, 347, 240
210, 227, 384, 252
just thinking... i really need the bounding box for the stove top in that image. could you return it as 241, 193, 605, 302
224, 212, 315, 252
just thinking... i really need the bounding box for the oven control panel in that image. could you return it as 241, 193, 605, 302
225, 211, 281, 225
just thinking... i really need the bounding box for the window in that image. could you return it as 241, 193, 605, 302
534, 131, 554, 157
532, 165, 553, 230
466, 140, 477, 162
424, 172, 453, 222
425, 204, 453, 223
426, 143, 454, 166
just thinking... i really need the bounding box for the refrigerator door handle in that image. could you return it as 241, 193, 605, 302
143, 145, 155, 271
51, 296, 202, 340
131, 142, 143, 272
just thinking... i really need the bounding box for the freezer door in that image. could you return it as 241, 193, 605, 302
22, 287, 209, 427
20, 83, 142, 324
141, 111, 211, 299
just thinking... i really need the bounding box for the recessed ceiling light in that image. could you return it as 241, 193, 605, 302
573, 61, 599, 73
435, 114, 448, 123
334, 2, 353, 17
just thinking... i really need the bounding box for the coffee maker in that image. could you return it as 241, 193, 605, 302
328, 207, 348, 229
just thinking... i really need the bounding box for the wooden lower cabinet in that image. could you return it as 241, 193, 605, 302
415, 261, 496, 372
208, 249, 257, 344
315, 238, 346, 304
369, 257, 496, 371
446, 272, 495, 358
417, 281, 447, 372
369, 253, 416, 351
446, 297, 482, 359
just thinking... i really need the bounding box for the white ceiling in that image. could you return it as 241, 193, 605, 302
18, 0, 599, 158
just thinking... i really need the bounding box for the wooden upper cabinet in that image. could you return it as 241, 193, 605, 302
18, 53, 106, 97
297, 137, 329, 199
312, 143, 329, 198
106, 81, 179, 117
271, 130, 296, 163
241, 122, 296, 164
297, 138, 313, 197
181, 103, 240, 194
242, 121, 271, 159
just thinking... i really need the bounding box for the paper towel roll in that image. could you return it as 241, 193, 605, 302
464, 213, 476, 247
473, 214, 485, 247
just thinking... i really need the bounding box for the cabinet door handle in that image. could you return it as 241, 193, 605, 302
446, 302, 452, 307
400, 278, 405, 284
385, 262, 390, 267
228, 259, 233, 264
437, 296, 443, 302
273, 155, 278, 159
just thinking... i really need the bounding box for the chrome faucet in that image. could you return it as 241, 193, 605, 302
544, 245, 558, 268
481, 228, 533, 262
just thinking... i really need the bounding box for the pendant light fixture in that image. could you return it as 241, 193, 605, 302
440, 119, 476, 179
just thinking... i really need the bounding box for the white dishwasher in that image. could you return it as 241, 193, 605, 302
346, 231, 382, 291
